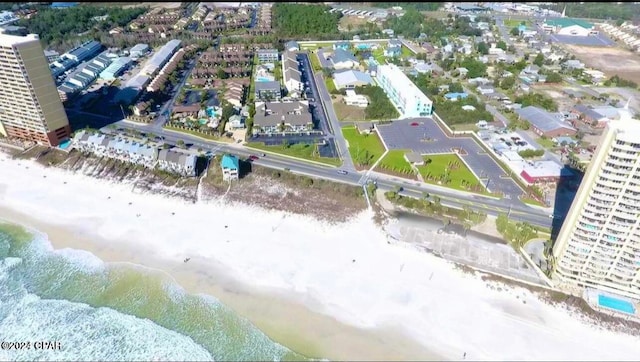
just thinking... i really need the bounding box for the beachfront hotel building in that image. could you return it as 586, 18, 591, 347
375, 63, 433, 119
551, 110, 640, 300
0, 33, 71, 146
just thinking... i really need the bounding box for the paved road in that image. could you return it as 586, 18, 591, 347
101, 121, 555, 229
150, 56, 199, 132
302, 52, 356, 171
495, 16, 529, 58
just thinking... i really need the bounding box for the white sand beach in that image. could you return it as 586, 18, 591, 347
2, 151, 640, 361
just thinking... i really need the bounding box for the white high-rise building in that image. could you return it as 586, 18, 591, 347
0, 33, 70, 146
552, 104, 640, 300
376, 64, 433, 118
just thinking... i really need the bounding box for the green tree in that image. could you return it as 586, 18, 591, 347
510, 27, 520, 36
533, 53, 545, 67
496, 40, 507, 50
545, 72, 563, 83
477, 41, 489, 55
500, 76, 516, 90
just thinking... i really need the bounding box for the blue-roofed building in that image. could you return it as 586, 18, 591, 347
82, 62, 104, 77
333, 41, 351, 50
330, 48, 359, 70
92, 53, 112, 68
354, 42, 374, 50
516, 106, 577, 138
100, 57, 132, 80
384, 46, 401, 57
221, 154, 239, 181
444, 92, 469, 101
65, 40, 102, 63
332, 69, 374, 89
51, 2, 78, 8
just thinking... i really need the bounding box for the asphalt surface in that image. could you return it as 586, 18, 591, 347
101, 120, 555, 229
301, 52, 356, 171
376, 118, 524, 199
151, 56, 199, 132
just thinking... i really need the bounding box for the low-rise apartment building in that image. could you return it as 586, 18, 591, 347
253, 101, 313, 135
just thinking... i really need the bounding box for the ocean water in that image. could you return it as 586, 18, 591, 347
0, 223, 307, 361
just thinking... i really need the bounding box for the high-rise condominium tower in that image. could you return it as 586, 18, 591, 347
552, 106, 640, 300
0, 33, 70, 146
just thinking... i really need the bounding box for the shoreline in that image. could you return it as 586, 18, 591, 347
3, 150, 640, 360
0, 209, 442, 361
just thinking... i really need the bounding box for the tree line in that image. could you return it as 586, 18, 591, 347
272, 3, 341, 39
354, 85, 400, 120
17, 4, 147, 48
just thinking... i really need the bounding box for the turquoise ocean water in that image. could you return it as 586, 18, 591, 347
0, 223, 307, 361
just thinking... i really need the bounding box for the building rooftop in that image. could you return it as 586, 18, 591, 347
331, 48, 358, 64
0, 33, 40, 46
221, 154, 239, 169
516, 106, 575, 133
333, 70, 374, 87
545, 18, 593, 29
254, 101, 312, 127
521, 160, 574, 182
146, 39, 181, 70
255, 80, 280, 91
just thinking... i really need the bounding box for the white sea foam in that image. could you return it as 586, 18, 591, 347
2, 151, 640, 360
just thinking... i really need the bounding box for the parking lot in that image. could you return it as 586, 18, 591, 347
376, 118, 524, 198
250, 134, 338, 158
549, 33, 615, 47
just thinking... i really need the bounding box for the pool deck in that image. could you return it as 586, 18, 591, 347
584, 288, 640, 322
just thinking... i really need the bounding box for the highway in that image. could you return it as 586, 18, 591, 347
101, 120, 554, 229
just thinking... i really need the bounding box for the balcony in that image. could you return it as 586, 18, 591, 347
600, 171, 629, 183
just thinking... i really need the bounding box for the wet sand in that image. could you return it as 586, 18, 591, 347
0, 206, 443, 361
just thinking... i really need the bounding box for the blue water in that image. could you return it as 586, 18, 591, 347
0, 222, 307, 361
598, 294, 636, 314
58, 140, 71, 149
256, 77, 272, 82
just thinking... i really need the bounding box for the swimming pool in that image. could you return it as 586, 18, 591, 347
598, 294, 636, 314
206, 107, 216, 118
256, 76, 273, 82
58, 140, 71, 149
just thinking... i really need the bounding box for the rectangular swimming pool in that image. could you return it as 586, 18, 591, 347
598, 294, 636, 314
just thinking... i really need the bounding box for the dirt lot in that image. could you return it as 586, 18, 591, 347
529, 83, 582, 113
338, 15, 374, 31
563, 45, 640, 84
333, 95, 367, 122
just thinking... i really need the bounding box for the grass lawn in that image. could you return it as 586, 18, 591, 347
325, 77, 337, 93
310, 51, 323, 71
376, 149, 416, 177
450, 123, 479, 132
300, 44, 322, 51
372, 47, 386, 64
521, 196, 547, 207
416, 153, 486, 193
164, 125, 233, 143
341, 126, 386, 168
245, 142, 341, 166
333, 100, 366, 122
504, 19, 530, 28
536, 137, 555, 149
401, 44, 414, 58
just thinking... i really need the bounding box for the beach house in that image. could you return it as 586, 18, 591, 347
157, 148, 197, 177
221, 154, 240, 181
